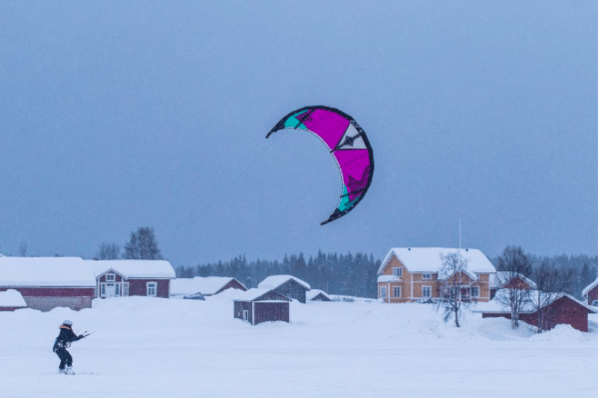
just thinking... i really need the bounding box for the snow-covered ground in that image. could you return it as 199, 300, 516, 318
0, 295, 597, 398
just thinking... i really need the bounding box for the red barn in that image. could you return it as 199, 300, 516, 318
582, 278, 598, 305
489, 272, 537, 299
233, 288, 290, 325
0, 257, 96, 311
171, 276, 247, 298
89, 260, 175, 298
477, 291, 597, 332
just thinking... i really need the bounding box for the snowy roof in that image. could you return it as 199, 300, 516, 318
489, 272, 537, 289
87, 260, 175, 279
582, 278, 598, 297
171, 277, 246, 296
233, 288, 289, 302
0, 257, 96, 287
378, 248, 496, 275
258, 275, 311, 290
0, 289, 26, 307
307, 289, 331, 301
474, 290, 597, 314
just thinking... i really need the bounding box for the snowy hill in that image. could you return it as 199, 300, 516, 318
0, 297, 596, 398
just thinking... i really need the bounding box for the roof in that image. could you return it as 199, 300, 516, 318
489, 272, 537, 289
171, 277, 246, 296
87, 260, 176, 279
0, 289, 27, 307
474, 290, 598, 314
258, 275, 311, 290
0, 257, 96, 287
378, 248, 496, 275
582, 278, 598, 297
307, 289, 332, 301
233, 288, 289, 302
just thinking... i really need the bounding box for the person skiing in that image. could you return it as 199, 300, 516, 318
53, 320, 86, 375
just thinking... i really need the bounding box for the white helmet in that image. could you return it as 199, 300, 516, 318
63, 320, 73, 326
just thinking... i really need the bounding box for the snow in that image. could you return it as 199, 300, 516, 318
377, 275, 400, 283
0, 297, 596, 398
474, 290, 598, 314
489, 272, 537, 289
258, 274, 311, 290
582, 277, 598, 297
171, 277, 245, 296
0, 289, 26, 307
232, 288, 287, 301
87, 260, 176, 279
378, 247, 496, 274
306, 289, 331, 301
0, 257, 96, 287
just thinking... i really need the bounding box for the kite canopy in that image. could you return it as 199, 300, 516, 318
267, 106, 374, 225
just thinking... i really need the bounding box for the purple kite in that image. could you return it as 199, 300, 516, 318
267, 106, 374, 225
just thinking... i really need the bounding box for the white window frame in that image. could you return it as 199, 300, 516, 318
471, 286, 480, 298
393, 286, 401, 298
392, 267, 402, 277
147, 282, 158, 297
123, 282, 130, 297
106, 273, 115, 282
422, 285, 431, 298
422, 273, 432, 280
243, 310, 249, 321
115, 283, 121, 297
380, 286, 387, 299
100, 283, 106, 298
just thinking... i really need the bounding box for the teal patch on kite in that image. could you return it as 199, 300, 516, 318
284, 110, 309, 130
338, 186, 351, 211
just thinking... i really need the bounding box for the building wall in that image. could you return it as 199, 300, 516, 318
234, 301, 253, 323
128, 279, 170, 298
274, 280, 307, 303
253, 302, 289, 324
0, 306, 26, 312
0, 287, 94, 311
586, 285, 598, 304
215, 279, 247, 295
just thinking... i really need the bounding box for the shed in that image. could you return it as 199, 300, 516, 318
0, 257, 96, 311
307, 289, 332, 302
489, 272, 537, 299
0, 289, 27, 311
258, 275, 310, 303
88, 260, 175, 298
171, 276, 247, 298
582, 278, 598, 305
233, 288, 290, 325
475, 291, 597, 332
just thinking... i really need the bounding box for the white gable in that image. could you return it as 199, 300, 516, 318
582, 278, 598, 297
0, 257, 96, 287
258, 275, 310, 290
88, 260, 175, 279
171, 277, 245, 296
378, 248, 496, 275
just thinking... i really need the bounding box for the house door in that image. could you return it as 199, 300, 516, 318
243, 310, 249, 322
105, 283, 116, 298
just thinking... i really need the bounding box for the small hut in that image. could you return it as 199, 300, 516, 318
233, 288, 290, 325
258, 275, 310, 303
307, 289, 332, 302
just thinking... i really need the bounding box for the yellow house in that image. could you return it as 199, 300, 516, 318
377, 247, 496, 303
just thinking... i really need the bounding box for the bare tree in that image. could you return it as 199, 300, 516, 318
495, 246, 533, 328
97, 242, 121, 260
18, 241, 28, 257
436, 252, 473, 327
123, 227, 163, 260
530, 260, 574, 333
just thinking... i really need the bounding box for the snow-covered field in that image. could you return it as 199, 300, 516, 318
0, 294, 597, 398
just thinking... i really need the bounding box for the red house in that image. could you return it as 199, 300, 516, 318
476, 291, 597, 332
0, 289, 27, 311
489, 272, 537, 299
233, 288, 290, 325
0, 257, 96, 311
171, 276, 247, 298
582, 278, 598, 305
88, 260, 175, 298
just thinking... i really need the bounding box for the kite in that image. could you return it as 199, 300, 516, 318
267, 106, 374, 225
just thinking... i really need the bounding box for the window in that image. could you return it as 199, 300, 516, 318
393, 286, 401, 298
100, 283, 106, 297
115, 283, 120, 297
422, 286, 431, 298
243, 310, 249, 321
471, 286, 479, 297
147, 282, 158, 297
380, 286, 387, 298
392, 267, 402, 277
106, 273, 115, 282
422, 273, 432, 280
123, 282, 129, 297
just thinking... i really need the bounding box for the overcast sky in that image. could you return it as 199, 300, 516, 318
0, 1, 597, 266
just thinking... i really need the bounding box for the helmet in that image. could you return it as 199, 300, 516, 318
63, 320, 73, 326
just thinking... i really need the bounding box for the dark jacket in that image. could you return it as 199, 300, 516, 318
53, 325, 82, 351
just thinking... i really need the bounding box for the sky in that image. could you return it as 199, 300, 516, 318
0, 1, 597, 267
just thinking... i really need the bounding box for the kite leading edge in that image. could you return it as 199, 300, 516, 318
266, 106, 374, 225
